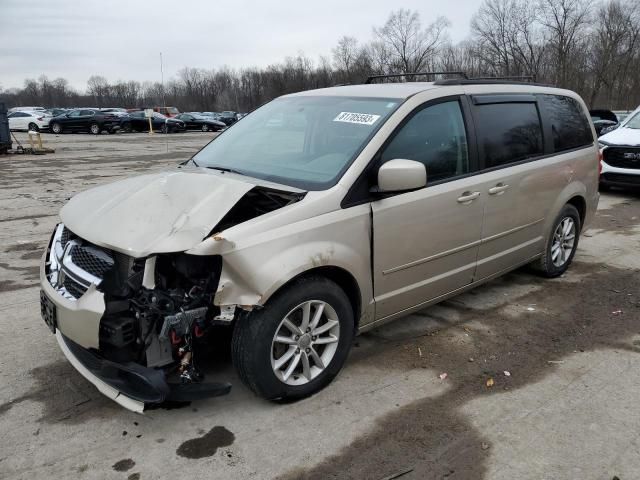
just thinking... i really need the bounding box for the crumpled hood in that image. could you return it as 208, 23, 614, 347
600, 127, 640, 147
61, 169, 254, 257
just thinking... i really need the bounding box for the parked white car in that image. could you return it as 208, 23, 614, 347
8, 106, 46, 113
8, 111, 51, 132
599, 105, 640, 189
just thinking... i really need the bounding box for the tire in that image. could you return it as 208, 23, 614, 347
90, 123, 100, 135
28, 123, 39, 133
51, 122, 62, 134
161, 124, 168, 134
231, 276, 354, 401
531, 204, 581, 278
121, 122, 132, 133
201, 124, 209, 132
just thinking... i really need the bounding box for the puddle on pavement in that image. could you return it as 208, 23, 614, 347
176, 426, 235, 459
112, 458, 135, 472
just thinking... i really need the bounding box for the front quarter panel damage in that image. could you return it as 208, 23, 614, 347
191, 203, 374, 323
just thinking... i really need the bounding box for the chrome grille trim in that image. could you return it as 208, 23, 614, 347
46, 224, 115, 301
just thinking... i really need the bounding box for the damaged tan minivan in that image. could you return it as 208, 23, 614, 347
40, 76, 599, 411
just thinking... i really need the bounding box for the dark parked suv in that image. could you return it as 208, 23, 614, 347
219, 111, 238, 126
50, 109, 121, 134
121, 111, 186, 133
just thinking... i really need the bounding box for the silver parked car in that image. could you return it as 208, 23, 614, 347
40, 78, 599, 411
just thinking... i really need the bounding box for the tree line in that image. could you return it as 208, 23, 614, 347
2, 0, 639, 112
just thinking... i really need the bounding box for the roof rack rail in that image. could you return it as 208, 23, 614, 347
364, 71, 468, 84
472, 75, 536, 82
433, 75, 544, 87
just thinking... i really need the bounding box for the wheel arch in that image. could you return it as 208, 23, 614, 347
566, 195, 586, 229
543, 181, 589, 237
276, 265, 362, 329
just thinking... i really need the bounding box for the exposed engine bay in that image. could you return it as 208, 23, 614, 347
43, 185, 304, 406
100, 252, 222, 381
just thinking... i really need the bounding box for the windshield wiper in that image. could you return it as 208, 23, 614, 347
206, 165, 246, 176
180, 157, 199, 167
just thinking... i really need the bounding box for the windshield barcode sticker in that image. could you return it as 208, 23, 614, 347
333, 112, 381, 125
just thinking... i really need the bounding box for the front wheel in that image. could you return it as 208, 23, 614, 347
161, 123, 168, 134
201, 124, 209, 132
51, 122, 62, 134
231, 276, 354, 400
90, 123, 100, 135
532, 204, 581, 277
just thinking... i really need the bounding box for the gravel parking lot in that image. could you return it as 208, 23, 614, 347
1, 132, 640, 480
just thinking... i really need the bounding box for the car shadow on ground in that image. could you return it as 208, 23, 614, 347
278, 261, 640, 479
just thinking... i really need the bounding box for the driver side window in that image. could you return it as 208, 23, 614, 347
380, 100, 469, 183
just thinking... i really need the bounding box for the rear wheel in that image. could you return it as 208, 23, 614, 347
28, 122, 39, 132
90, 123, 100, 135
51, 122, 62, 134
161, 123, 168, 134
121, 122, 132, 133
201, 124, 209, 132
532, 204, 581, 278
231, 276, 354, 400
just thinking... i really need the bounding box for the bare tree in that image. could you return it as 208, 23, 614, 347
539, 0, 593, 86
374, 9, 450, 73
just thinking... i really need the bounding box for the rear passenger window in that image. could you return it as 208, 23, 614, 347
541, 95, 593, 152
474, 102, 543, 169
380, 100, 469, 183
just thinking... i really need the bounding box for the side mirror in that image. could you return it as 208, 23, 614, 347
377, 159, 427, 193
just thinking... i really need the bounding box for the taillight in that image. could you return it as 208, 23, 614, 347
598, 149, 603, 174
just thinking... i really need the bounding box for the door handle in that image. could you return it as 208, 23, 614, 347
457, 191, 481, 204
488, 183, 510, 195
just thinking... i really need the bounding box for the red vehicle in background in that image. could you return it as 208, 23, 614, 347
153, 106, 180, 117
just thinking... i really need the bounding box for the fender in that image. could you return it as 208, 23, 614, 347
187, 202, 375, 324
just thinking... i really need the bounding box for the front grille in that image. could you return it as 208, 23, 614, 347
603, 147, 640, 169
63, 276, 88, 298
602, 172, 640, 186
60, 227, 70, 249
69, 244, 114, 278
46, 224, 118, 300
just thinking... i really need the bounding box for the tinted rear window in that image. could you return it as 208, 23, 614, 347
474, 102, 544, 169
542, 95, 592, 152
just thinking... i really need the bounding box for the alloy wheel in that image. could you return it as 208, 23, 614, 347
551, 217, 576, 267
271, 300, 340, 386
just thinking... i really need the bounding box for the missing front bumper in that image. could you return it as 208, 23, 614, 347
55, 331, 232, 413
56, 330, 147, 413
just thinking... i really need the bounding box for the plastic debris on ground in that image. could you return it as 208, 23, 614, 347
486, 378, 494, 388
439, 373, 448, 380
503, 370, 511, 377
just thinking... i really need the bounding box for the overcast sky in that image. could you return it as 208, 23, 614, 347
1, 0, 480, 91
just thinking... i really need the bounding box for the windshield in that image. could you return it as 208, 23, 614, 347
625, 112, 640, 129
192, 95, 400, 190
